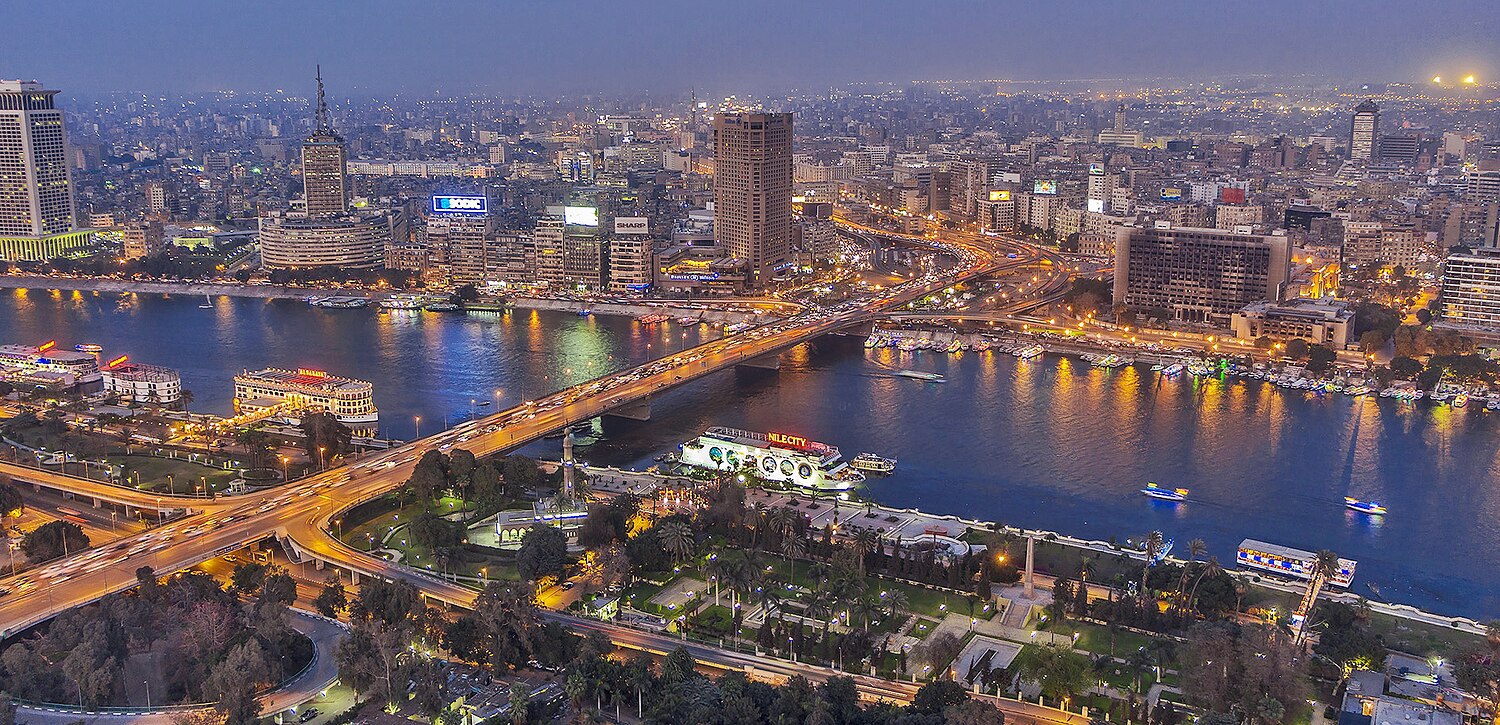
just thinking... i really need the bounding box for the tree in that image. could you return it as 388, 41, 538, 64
314, 576, 348, 617
945, 699, 1007, 725
915, 632, 964, 678
474, 581, 540, 670
909, 679, 967, 714
1016, 643, 1095, 700
1284, 338, 1309, 360
0, 479, 21, 518
516, 525, 569, 581
300, 411, 352, 462
204, 640, 271, 725
656, 518, 696, 563
22, 520, 88, 562
1307, 344, 1337, 372
230, 561, 269, 595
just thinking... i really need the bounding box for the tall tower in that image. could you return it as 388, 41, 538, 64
712, 111, 793, 287
1350, 100, 1380, 162
0, 80, 92, 262
1113, 103, 1127, 133
301, 66, 348, 217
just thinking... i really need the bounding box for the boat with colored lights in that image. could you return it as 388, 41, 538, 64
1344, 497, 1387, 515
678, 427, 864, 491
1141, 482, 1188, 502
849, 452, 897, 474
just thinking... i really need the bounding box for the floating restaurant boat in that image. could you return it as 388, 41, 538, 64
1162, 363, 1185, 376
1014, 344, 1044, 360
1236, 539, 1356, 588
1141, 482, 1188, 502
232, 367, 378, 425
679, 427, 864, 491
850, 452, 898, 474
893, 369, 946, 382
1344, 497, 1387, 515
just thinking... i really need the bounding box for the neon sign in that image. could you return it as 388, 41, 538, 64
107, 355, 129, 368
297, 368, 328, 379
37, 340, 56, 353
767, 431, 810, 450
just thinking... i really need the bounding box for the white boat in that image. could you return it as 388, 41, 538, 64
1162, 363, 1184, 376
893, 369, 946, 382
850, 453, 897, 474
199, 295, 213, 309
1141, 482, 1188, 502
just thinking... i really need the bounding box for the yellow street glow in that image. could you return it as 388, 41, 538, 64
1464, 75, 1477, 84
1432, 76, 1442, 84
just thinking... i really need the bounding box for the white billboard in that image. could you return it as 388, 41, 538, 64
564, 206, 599, 227
614, 217, 649, 235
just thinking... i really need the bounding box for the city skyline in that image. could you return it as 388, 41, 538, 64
3, 0, 1499, 95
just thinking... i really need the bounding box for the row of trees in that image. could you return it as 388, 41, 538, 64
0, 565, 309, 722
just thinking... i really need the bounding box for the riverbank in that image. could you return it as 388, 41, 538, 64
575, 462, 1489, 643
0, 275, 780, 324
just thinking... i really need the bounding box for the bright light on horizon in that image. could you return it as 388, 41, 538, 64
1432, 76, 1442, 84
1464, 74, 1477, 84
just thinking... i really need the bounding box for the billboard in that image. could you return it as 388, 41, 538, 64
1088, 163, 1106, 176
614, 217, 649, 235
1032, 180, 1058, 195
432, 195, 487, 214
1160, 187, 1184, 201
1219, 187, 1246, 204
1087, 198, 1106, 213
987, 189, 1012, 202
564, 206, 599, 227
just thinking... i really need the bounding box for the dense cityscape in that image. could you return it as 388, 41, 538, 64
1, 3, 1500, 725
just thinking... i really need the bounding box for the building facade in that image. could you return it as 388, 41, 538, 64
1438, 249, 1500, 339
258, 214, 387, 270
0, 80, 92, 261
713, 112, 793, 286
1114, 223, 1291, 325
1349, 100, 1379, 162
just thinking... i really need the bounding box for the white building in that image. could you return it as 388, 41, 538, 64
102, 361, 182, 404
1437, 249, 1500, 339
233, 367, 377, 425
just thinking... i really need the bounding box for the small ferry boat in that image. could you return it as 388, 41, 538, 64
1015, 344, 1044, 360
1454, 393, 1469, 408
676, 316, 698, 326
424, 302, 460, 312
381, 294, 424, 310
850, 453, 897, 474
864, 335, 882, 348
637, 313, 670, 324
198, 295, 213, 309
74, 343, 103, 354
1344, 497, 1387, 515
1141, 482, 1188, 502
894, 369, 946, 382
1162, 363, 1185, 377
578, 309, 593, 316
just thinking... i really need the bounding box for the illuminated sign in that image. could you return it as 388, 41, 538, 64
1088, 163, 1105, 175
564, 206, 599, 227
614, 217, 649, 234
431, 195, 488, 214
1160, 187, 1183, 201
767, 431, 811, 450
37, 340, 55, 353
668, 272, 719, 281
1032, 180, 1058, 195
987, 189, 1012, 202
1087, 198, 1106, 213
107, 355, 129, 368
297, 368, 328, 379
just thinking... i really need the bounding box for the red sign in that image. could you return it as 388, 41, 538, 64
1219, 187, 1246, 204
767, 431, 810, 450
297, 368, 328, 379
37, 340, 56, 353
107, 355, 129, 368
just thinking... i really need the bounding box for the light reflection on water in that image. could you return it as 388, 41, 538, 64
2, 290, 1499, 617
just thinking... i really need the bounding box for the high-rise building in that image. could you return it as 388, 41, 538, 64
301, 67, 348, 218
713, 112, 793, 286
428, 211, 496, 285
1437, 249, 1500, 340
145, 180, 170, 215
608, 216, 652, 293
0, 79, 93, 261
1113, 103, 1127, 134
1465, 168, 1500, 204
1349, 100, 1379, 162
1114, 223, 1291, 325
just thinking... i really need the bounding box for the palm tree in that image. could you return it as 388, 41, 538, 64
749, 502, 767, 549
1174, 538, 1207, 612
1186, 556, 1223, 616
657, 520, 695, 563
850, 592, 883, 631
780, 531, 807, 591
1139, 530, 1164, 607
850, 526, 881, 577
883, 588, 910, 620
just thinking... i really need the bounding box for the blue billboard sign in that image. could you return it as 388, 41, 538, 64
432, 195, 488, 214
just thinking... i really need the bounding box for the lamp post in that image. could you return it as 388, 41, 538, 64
318, 446, 326, 471
281, 455, 289, 481
414, 416, 421, 439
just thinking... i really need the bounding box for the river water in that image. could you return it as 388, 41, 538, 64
3, 289, 1498, 618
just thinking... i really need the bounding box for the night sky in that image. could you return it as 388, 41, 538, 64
3, 0, 1498, 94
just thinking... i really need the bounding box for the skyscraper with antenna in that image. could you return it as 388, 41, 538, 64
301, 65, 348, 217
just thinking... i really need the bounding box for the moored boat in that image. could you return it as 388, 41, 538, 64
850, 452, 897, 473
1141, 482, 1188, 502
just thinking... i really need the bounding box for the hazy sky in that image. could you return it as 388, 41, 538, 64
4, 0, 1499, 96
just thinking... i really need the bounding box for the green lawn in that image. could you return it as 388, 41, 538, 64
908, 617, 941, 640
1045, 620, 1159, 657
1364, 610, 1483, 657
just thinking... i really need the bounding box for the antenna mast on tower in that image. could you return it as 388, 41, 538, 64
314, 65, 332, 132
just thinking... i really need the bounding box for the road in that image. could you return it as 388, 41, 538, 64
0, 230, 1086, 721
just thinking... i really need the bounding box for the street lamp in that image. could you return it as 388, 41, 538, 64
318, 446, 326, 471
281, 455, 289, 481
414, 416, 421, 439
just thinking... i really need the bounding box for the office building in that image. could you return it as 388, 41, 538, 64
1114, 223, 1291, 325
301, 68, 348, 217
145, 180, 170, 215
0, 79, 93, 261
1377, 133, 1420, 164
1465, 168, 1500, 204
713, 112, 793, 286
1230, 298, 1354, 349
608, 217, 652, 292
1437, 249, 1500, 339
258, 213, 387, 270
1349, 100, 1379, 161
428, 213, 496, 285
122, 221, 164, 260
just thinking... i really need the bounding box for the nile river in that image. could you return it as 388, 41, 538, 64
3, 288, 1498, 618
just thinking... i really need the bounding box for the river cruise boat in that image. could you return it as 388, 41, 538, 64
1141, 482, 1188, 502
1162, 363, 1185, 376
1236, 539, 1356, 588
380, 294, 425, 310
850, 453, 897, 474
894, 369, 946, 382
0, 342, 103, 392
233, 367, 379, 425
1343, 497, 1387, 515
1014, 344, 1044, 360
679, 427, 864, 491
